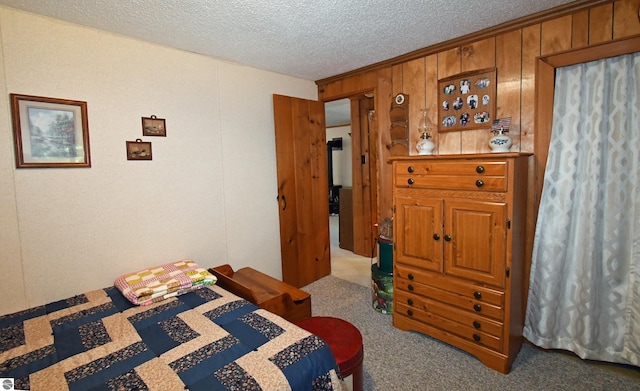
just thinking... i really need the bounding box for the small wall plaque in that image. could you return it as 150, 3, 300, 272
126, 139, 152, 160
142, 115, 166, 137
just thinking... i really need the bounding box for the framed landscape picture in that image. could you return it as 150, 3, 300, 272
10, 94, 91, 168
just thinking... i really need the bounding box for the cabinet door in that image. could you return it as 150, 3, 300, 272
443, 199, 506, 287
394, 196, 443, 272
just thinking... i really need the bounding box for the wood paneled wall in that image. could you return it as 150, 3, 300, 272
318, 0, 640, 225
318, 1, 640, 304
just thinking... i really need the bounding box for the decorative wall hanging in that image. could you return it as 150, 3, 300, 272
389, 93, 409, 156
437, 67, 496, 133
10, 94, 91, 168
126, 139, 152, 160
142, 115, 166, 137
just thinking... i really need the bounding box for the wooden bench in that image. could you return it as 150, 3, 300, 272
208, 264, 311, 322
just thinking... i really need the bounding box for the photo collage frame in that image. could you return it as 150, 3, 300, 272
438, 67, 496, 132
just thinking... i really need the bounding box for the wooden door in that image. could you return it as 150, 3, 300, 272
443, 199, 506, 287
351, 96, 376, 257
394, 195, 443, 272
273, 94, 331, 287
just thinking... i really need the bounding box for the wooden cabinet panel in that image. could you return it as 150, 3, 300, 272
425, 54, 439, 153
437, 47, 461, 79
438, 132, 462, 155
444, 199, 507, 287
572, 10, 590, 48
589, 3, 614, 45
520, 25, 541, 154
496, 30, 522, 152
394, 196, 442, 272
404, 57, 426, 153
614, 0, 640, 39
391, 154, 529, 373
436, 47, 463, 155
541, 15, 572, 55
461, 38, 496, 72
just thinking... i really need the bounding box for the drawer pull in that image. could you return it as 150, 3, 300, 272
476, 179, 484, 187
407, 298, 414, 306
407, 309, 414, 317
444, 234, 452, 242
473, 321, 481, 329
473, 304, 482, 312
473, 291, 482, 300
473, 334, 481, 342
476, 165, 485, 173
433, 233, 440, 240
407, 178, 414, 185
407, 166, 415, 173
408, 273, 414, 280
408, 284, 414, 291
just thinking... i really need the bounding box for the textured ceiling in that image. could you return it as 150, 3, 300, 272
0, 0, 577, 81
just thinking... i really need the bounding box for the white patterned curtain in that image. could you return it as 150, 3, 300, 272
524, 52, 640, 366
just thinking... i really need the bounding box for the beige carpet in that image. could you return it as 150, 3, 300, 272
303, 275, 640, 390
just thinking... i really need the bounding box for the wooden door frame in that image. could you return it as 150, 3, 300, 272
348, 94, 377, 257
323, 93, 379, 258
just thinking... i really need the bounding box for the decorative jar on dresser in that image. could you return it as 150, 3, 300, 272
391, 153, 530, 373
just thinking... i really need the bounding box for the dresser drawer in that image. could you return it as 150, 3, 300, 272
395, 174, 506, 191
395, 290, 503, 338
394, 161, 507, 177
394, 160, 507, 191
396, 276, 504, 321
395, 303, 503, 352
395, 264, 504, 307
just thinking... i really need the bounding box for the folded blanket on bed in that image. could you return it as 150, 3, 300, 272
114, 259, 216, 305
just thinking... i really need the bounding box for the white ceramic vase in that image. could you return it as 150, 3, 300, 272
488, 129, 512, 153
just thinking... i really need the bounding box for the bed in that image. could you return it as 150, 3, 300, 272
0, 277, 345, 390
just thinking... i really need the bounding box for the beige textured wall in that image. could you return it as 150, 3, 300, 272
0, 7, 317, 315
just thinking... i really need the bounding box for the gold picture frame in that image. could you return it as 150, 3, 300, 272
438, 67, 496, 133
10, 94, 91, 168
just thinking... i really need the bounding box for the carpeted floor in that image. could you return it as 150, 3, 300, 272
302, 275, 640, 391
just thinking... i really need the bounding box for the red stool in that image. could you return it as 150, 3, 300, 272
296, 316, 364, 391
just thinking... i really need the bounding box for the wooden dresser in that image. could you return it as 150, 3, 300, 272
391, 153, 529, 373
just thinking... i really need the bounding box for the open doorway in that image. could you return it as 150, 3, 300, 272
325, 96, 375, 287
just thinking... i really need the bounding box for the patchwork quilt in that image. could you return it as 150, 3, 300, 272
0, 285, 344, 391
114, 260, 217, 306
